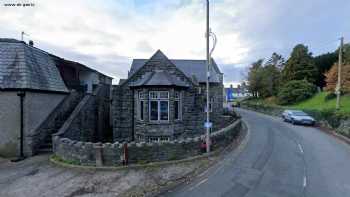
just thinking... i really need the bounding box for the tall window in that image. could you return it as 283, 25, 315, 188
138, 91, 146, 120
149, 91, 169, 121
205, 97, 214, 112
174, 91, 181, 120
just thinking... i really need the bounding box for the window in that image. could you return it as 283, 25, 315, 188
204, 97, 214, 112
149, 136, 170, 142
138, 91, 145, 120
149, 91, 169, 121
174, 91, 181, 120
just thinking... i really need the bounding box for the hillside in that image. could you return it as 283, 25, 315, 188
289, 92, 350, 114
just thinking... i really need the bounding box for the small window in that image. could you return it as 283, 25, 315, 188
150, 101, 158, 121
174, 91, 181, 120
205, 97, 214, 112
139, 91, 146, 99
160, 137, 170, 142
159, 91, 169, 99
140, 101, 144, 120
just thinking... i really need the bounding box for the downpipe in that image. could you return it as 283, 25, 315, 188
12, 91, 26, 162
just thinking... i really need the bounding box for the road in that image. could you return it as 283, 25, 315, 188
164, 108, 350, 197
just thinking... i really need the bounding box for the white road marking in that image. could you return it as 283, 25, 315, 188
303, 176, 307, 187
298, 143, 304, 154
188, 178, 208, 191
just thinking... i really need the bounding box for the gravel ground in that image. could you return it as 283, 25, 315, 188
0, 154, 213, 197
0, 125, 245, 197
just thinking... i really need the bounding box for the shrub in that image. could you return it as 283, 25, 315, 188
278, 80, 317, 105
324, 92, 336, 101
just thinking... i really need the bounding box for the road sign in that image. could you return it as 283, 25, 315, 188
204, 122, 212, 128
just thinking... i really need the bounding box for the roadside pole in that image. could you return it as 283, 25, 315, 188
206, 0, 210, 153
336, 37, 343, 110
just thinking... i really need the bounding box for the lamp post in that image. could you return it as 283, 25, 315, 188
205, 0, 217, 153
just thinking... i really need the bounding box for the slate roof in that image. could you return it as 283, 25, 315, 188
129, 71, 189, 87
129, 53, 222, 83
0, 39, 68, 92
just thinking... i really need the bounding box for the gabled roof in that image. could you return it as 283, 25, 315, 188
121, 50, 196, 87
0, 39, 68, 92
129, 71, 189, 87
129, 51, 222, 83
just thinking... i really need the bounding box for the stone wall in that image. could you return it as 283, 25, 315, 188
53, 84, 111, 143
53, 119, 242, 166
28, 90, 83, 155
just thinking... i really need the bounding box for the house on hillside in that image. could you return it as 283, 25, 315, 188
0, 38, 112, 157
113, 50, 224, 142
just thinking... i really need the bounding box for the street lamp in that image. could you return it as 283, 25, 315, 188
205, 0, 217, 153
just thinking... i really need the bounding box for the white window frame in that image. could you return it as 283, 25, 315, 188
149, 91, 169, 122
205, 97, 214, 112
174, 91, 182, 120
138, 91, 146, 121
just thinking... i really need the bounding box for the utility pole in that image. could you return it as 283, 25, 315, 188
205, 0, 211, 153
336, 37, 344, 110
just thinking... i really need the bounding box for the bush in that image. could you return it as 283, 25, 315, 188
278, 80, 317, 105
324, 92, 336, 101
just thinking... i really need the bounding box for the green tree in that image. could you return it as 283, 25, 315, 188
314, 52, 337, 88
247, 59, 264, 97
282, 44, 318, 84
278, 80, 317, 105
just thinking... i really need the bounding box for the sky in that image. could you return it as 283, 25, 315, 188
1, 0, 350, 86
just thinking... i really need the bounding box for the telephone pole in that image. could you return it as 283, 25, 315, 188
205, 0, 210, 153
336, 37, 343, 110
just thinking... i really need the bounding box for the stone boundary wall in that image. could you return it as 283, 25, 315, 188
52, 119, 242, 166
29, 90, 83, 155
53, 84, 111, 143
241, 102, 350, 138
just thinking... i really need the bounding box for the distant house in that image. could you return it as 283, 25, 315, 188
224, 84, 250, 102
112, 50, 224, 142
0, 38, 112, 157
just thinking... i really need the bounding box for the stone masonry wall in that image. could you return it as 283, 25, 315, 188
53, 85, 111, 142
53, 119, 242, 166
27, 90, 83, 155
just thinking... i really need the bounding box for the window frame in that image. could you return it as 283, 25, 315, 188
149, 91, 169, 122
138, 91, 146, 121
174, 91, 182, 120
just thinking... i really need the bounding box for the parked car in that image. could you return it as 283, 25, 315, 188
282, 110, 316, 126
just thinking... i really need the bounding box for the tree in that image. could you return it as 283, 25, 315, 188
325, 63, 350, 93
314, 52, 337, 88
247, 59, 264, 97
278, 80, 317, 105
282, 44, 318, 84
266, 52, 285, 71
261, 53, 284, 97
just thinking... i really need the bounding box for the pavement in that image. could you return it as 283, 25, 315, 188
163, 108, 350, 197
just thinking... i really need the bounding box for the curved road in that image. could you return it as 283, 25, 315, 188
163, 108, 350, 197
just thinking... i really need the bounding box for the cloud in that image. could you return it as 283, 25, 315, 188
1, 0, 350, 84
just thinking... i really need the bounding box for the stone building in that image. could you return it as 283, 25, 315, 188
113, 50, 224, 142
0, 38, 112, 157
